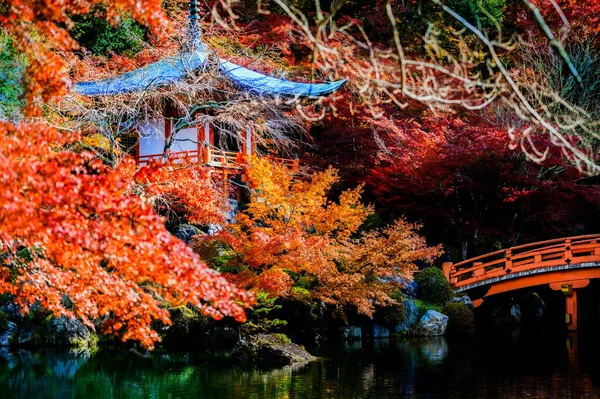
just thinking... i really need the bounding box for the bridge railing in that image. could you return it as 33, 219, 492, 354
447, 234, 600, 288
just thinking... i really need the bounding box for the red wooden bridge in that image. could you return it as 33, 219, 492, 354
442, 234, 600, 331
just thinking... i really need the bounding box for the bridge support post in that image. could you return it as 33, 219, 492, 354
442, 261, 453, 282
550, 280, 590, 332
565, 290, 578, 332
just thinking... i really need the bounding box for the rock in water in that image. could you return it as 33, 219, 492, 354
510, 304, 521, 321
18, 327, 34, 345
43, 317, 96, 350
449, 295, 474, 309
372, 325, 390, 338
395, 299, 419, 334
231, 334, 317, 365
339, 326, 362, 341
418, 310, 448, 336
379, 276, 418, 298
0, 303, 21, 319
172, 224, 202, 245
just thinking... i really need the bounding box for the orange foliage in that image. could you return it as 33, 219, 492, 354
0, 122, 252, 348
131, 159, 230, 226
195, 156, 441, 317
0, 0, 255, 349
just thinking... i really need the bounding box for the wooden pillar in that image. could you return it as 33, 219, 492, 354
472, 261, 484, 279
550, 280, 589, 332
566, 290, 578, 331
243, 126, 253, 155
564, 238, 573, 264
165, 118, 172, 141
201, 122, 213, 164
442, 261, 453, 282
163, 117, 173, 155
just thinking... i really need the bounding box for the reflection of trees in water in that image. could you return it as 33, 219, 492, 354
0, 348, 91, 399
299, 338, 451, 398
1, 337, 600, 398
0, 340, 452, 398
0, 349, 314, 399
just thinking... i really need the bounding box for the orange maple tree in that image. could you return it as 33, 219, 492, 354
195, 156, 441, 317
0, 122, 252, 348
131, 159, 230, 226
0, 0, 252, 349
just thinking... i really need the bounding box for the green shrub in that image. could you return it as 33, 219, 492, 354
243, 292, 288, 334
0, 33, 24, 118
414, 267, 453, 305
70, 13, 146, 56
443, 302, 475, 335
445, 0, 507, 29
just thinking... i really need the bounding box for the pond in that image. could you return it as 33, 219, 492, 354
2, 331, 600, 398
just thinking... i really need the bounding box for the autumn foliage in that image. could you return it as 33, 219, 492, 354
3, 0, 600, 347
195, 156, 441, 317
131, 159, 230, 227
532, 0, 600, 37
0, 0, 258, 350
0, 0, 168, 111
367, 113, 600, 259
0, 122, 252, 348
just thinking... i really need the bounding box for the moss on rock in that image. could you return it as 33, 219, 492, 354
231, 333, 317, 365
42, 316, 96, 350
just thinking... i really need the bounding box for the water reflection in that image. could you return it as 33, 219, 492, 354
1, 335, 600, 398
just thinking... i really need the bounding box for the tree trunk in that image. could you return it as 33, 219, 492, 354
461, 239, 468, 260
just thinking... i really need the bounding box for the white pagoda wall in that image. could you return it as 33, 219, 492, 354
172, 127, 198, 153
138, 119, 165, 156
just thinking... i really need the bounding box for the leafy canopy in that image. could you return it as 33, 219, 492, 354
0, 122, 253, 348
70, 11, 147, 56
0, 0, 167, 111
196, 156, 442, 317
0, 0, 252, 349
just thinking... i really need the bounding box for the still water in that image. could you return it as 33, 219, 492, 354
1, 333, 599, 398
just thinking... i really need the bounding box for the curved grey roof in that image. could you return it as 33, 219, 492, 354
73, 50, 346, 98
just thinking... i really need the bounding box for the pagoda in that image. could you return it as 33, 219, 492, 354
73, 1, 346, 174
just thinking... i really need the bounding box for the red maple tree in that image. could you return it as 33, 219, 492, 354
367, 112, 600, 259
0, 0, 252, 349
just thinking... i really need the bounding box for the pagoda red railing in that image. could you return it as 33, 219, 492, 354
135, 147, 299, 172
444, 234, 600, 289
136, 149, 203, 166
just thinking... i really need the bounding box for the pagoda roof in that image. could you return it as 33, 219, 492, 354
73, 49, 346, 98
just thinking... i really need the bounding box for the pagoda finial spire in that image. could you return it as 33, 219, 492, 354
187, 0, 203, 51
